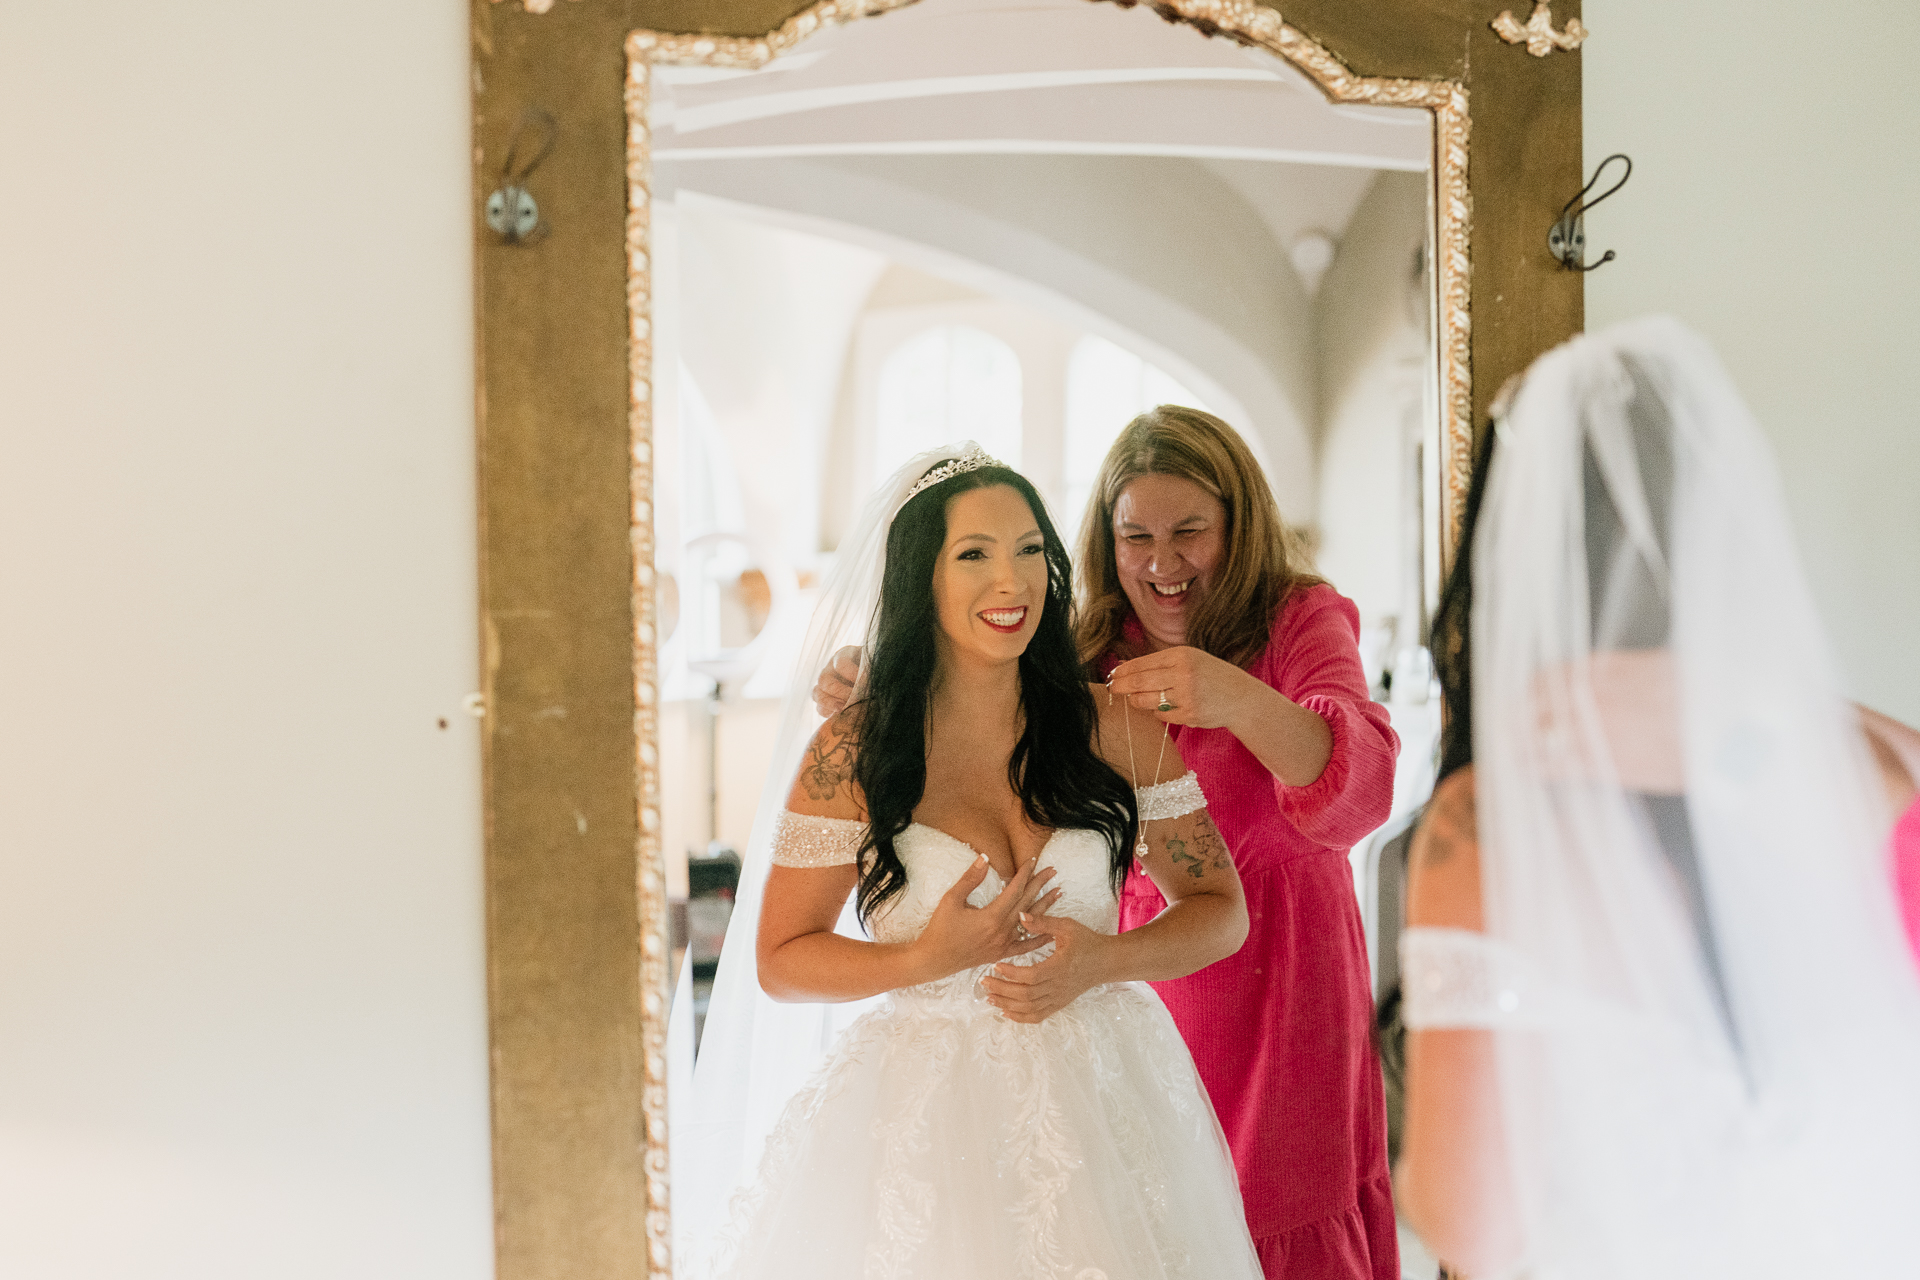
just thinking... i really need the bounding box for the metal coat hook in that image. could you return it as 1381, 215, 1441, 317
485, 108, 557, 246
1549, 153, 1632, 272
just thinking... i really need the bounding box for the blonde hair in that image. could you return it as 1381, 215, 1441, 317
1074, 405, 1323, 670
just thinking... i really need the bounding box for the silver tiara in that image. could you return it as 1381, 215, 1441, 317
901, 443, 1006, 504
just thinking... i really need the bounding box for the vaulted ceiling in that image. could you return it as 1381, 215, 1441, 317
650, 0, 1434, 512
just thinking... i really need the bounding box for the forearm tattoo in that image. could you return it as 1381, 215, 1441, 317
1163, 812, 1231, 880
801, 727, 857, 801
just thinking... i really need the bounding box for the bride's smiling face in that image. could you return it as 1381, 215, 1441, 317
930, 484, 1047, 669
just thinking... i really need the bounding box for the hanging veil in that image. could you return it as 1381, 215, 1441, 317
1467, 316, 1920, 1278
668, 441, 988, 1271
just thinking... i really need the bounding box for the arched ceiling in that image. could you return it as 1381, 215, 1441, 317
650, 0, 1434, 515
653, 0, 1430, 174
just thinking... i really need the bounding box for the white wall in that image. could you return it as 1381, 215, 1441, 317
1586, 0, 1920, 723
0, 5, 491, 1278
671, 203, 888, 576
1313, 172, 1430, 644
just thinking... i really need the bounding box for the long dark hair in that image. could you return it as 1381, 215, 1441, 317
1431, 424, 1498, 783
851, 464, 1137, 926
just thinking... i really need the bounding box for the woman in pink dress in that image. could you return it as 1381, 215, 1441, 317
1863, 705, 1920, 962
1071, 407, 1401, 1279
1897, 797, 1920, 962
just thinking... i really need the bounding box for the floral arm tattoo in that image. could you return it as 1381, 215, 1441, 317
1162, 811, 1232, 880
800, 726, 858, 801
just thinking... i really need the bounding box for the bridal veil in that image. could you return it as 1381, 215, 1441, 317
1467, 317, 1920, 1277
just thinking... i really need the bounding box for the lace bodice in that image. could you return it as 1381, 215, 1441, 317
869, 824, 1120, 946
769, 774, 1211, 945
766, 773, 1209, 1005
768, 814, 1137, 1006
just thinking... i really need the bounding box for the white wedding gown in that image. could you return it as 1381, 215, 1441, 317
700, 817, 1264, 1280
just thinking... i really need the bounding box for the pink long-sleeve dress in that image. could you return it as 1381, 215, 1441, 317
1104, 584, 1400, 1280
1895, 796, 1920, 966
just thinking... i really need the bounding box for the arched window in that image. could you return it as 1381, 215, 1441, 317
874, 325, 1022, 483
1062, 335, 1207, 543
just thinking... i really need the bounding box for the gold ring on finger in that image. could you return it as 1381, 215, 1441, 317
1156, 689, 1174, 712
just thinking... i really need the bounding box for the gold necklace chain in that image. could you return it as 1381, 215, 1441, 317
1114, 685, 1169, 862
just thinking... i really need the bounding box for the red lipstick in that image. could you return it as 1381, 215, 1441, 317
979, 606, 1028, 634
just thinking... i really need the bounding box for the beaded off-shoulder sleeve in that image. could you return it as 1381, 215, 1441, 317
1399, 927, 1549, 1029
770, 810, 867, 868
1136, 771, 1207, 820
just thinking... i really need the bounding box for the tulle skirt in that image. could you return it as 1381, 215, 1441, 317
696, 975, 1264, 1280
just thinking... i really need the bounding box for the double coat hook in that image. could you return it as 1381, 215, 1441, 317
1549, 153, 1632, 272
485, 108, 558, 246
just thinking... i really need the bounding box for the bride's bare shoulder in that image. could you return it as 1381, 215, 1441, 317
787, 706, 868, 821
1407, 767, 1483, 930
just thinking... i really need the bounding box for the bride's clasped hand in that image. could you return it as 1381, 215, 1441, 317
903, 853, 1060, 991
982, 903, 1112, 1023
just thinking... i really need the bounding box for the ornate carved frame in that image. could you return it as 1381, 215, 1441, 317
471, 2, 1583, 1277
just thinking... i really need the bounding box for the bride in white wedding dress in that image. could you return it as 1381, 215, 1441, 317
678, 445, 1264, 1280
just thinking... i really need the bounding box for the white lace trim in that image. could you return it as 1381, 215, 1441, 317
770, 810, 866, 868
1400, 926, 1552, 1029
1135, 771, 1205, 821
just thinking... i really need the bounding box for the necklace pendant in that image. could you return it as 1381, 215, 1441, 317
1135, 837, 1149, 862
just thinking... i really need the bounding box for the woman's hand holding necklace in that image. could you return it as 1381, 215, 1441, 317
1106, 645, 1262, 730
1108, 646, 1333, 788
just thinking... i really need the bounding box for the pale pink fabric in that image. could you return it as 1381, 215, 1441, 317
1106, 584, 1400, 1280
1894, 796, 1920, 968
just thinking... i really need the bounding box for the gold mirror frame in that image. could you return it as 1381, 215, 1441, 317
471, 2, 1583, 1276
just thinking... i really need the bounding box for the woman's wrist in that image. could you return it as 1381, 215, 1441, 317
1220, 671, 1334, 788
1093, 902, 1234, 983
1081, 927, 1128, 986
1219, 665, 1286, 738
900, 936, 951, 987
